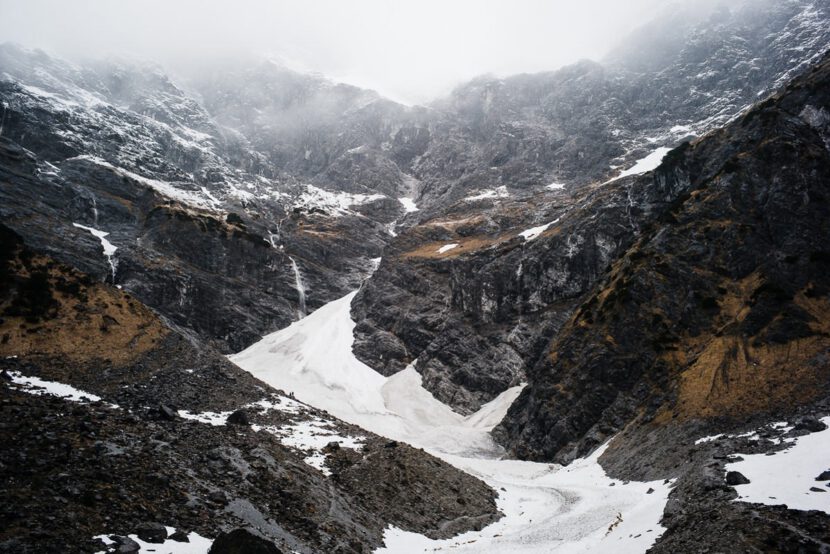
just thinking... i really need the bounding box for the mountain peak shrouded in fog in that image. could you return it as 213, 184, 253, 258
2, 0, 670, 104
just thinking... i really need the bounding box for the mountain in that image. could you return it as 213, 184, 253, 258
350, 0, 830, 413
2, 0, 830, 551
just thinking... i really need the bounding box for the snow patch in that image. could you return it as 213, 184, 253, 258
519, 217, 561, 242
94, 527, 212, 553
726, 416, 830, 514
254, 418, 364, 476
398, 197, 419, 213
295, 184, 385, 215
694, 434, 724, 445
546, 182, 566, 191
464, 186, 509, 201
8, 371, 106, 404
68, 156, 219, 210
605, 147, 672, 184
437, 243, 459, 254
72, 223, 118, 281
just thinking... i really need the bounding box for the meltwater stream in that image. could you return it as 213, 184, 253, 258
230, 291, 672, 553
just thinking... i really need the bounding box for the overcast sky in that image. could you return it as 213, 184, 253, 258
0, 0, 667, 104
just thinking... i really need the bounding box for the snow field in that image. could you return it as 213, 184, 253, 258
230, 291, 674, 553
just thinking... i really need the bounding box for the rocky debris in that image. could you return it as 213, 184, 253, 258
159, 404, 178, 421
209, 528, 284, 554
112, 536, 140, 553
816, 470, 830, 481
327, 437, 500, 540
134, 522, 167, 543
169, 529, 190, 542
0, 232, 500, 553
795, 416, 827, 433
725, 471, 751, 486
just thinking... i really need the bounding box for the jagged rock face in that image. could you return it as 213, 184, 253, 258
350, 0, 830, 414
0, 226, 499, 553
351, 144, 696, 413
0, 0, 827, 360
0, 140, 390, 352
188, 58, 431, 196
412, 0, 830, 209
494, 52, 830, 464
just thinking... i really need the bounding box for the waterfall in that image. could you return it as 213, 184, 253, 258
289, 256, 307, 319
91, 195, 99, 227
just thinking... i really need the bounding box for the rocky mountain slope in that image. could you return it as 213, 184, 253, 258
495, 48, 830, 463
1, 0, 828, 357
350, 0, 830, 414
0, 225, 499, 553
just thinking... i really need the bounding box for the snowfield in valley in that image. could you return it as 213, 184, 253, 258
230, 291, 674, 553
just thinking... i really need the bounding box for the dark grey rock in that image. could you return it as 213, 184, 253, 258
726, 472, 751, 486
134, 522, 167, 544
208, 528, 283, 554
226, 410, 250, 426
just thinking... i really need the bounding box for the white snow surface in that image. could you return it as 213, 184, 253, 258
73, 222, 118, 280
465, 186, 509, 201
605, 147, 672, 184
519, 217, 561, 242
398, 197, 419, 213
230, 290, 673, 553
8, 370, 105, 404
726, 416, 830, 514
295, 184, 385, 215
255, 418, 365, 476
437, 243, 459, 254
68, 156, 219, 210
94, 527, 212, 553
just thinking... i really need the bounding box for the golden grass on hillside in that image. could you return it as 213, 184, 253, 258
0, 258, 167, 366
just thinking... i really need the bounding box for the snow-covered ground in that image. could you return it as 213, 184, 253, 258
519, 217, 561, 242
230, 291, 673, 553
726, 417, 830, 514
94, 528, 212, 554
465, 186, 509, 202
605, 147, 672, 184
295, 184, 385, 215
399, 197, 419, 213
7, 370, 119, 408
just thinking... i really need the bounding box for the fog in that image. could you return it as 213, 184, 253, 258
1, 0, 672, 104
